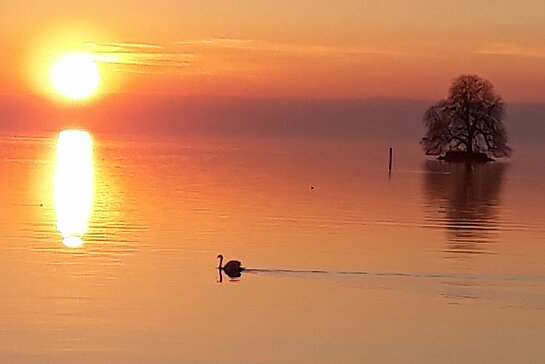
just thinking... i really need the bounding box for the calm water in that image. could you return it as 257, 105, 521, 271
1, 132, 544, 363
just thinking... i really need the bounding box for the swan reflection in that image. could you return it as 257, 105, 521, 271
54, 130, 94, 247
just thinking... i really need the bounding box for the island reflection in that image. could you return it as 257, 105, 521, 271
423, 161, 507, 255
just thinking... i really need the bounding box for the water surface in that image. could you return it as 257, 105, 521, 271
1, 133, 544, 363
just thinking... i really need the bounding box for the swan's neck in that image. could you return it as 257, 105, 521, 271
218, 256, 223, 269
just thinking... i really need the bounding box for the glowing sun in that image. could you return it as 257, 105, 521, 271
50, 53, 100, 100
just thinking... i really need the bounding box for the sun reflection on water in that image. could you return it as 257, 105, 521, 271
54, 130, 94, 247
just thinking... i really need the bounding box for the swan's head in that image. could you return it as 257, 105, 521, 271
217, 254, 223, 259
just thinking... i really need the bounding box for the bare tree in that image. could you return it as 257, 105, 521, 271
421, 74, 512, 160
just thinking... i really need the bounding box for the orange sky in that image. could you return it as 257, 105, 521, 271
1, 1, 545, 102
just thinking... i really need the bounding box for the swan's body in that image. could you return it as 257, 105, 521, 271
217, 254, 245, 278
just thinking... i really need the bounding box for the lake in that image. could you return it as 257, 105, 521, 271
1, 132, 544, 363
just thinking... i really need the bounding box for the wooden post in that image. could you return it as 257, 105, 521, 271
388, 147, 393, 171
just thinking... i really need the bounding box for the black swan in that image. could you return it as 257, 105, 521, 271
217, 254, 245, 278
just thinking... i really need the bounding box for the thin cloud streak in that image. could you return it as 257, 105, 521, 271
88, 42, 193, 71
112, 42, 165, 49
475, 43, 545, 59
87, 37, 430, 75
175, 37, 411, 57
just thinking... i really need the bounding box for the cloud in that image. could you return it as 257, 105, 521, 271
84, 37, 420, 76
475, 43, 545, 59
111, 42, 165, 49
87, 42, 192, 71
175, 37, 408, 58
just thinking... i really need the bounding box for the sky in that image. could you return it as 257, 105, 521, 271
1, 1, 545, 134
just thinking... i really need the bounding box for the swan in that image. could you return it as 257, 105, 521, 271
217, 254, 245, 278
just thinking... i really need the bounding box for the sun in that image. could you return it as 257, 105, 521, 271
50, 53, 100, 100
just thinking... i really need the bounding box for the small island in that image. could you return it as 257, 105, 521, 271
421, 74, 512, 163
438, 151, 494, 162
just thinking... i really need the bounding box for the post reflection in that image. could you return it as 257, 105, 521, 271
423, 161, 507, 254
53, 130, 94, 247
